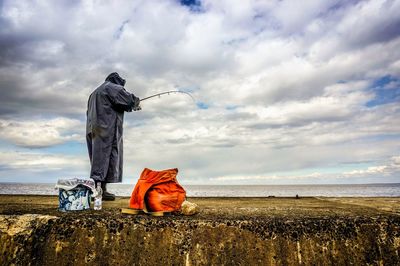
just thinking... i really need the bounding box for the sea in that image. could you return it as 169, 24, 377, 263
0, 183, 399, 197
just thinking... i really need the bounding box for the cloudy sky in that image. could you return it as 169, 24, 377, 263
0, 0, 399, 185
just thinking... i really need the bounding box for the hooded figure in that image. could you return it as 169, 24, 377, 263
86, 72, 140, 200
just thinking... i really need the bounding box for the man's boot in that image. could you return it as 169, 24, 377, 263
101, 182, 116, 201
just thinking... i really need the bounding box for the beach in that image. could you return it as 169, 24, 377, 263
1, 195, 399, 265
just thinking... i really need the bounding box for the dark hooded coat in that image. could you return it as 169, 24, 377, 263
86, 73, 140, 183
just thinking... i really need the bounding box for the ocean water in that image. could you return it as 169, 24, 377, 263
0, 183, 399, 197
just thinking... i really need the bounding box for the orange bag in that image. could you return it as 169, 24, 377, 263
129, 168, 186, 214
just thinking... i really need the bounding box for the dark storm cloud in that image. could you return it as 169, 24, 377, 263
0, 27, 45, 67
342, 10, 400, 49
0, 68, 87, 118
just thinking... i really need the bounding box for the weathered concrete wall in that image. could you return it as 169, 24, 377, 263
1, 213, 399, 265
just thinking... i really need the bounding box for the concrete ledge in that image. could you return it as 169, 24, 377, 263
0, 196, 399, 265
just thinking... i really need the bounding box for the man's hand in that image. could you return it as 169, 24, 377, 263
133, 96, 141, 111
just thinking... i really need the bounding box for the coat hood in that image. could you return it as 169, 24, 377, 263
105, 72, 126, 86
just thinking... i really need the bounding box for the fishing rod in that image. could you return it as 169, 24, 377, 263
140, 90, 195, 102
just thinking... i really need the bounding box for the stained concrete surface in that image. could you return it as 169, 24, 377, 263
0, 195, 399, 265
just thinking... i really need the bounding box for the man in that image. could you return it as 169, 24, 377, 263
86, 72, 141, 201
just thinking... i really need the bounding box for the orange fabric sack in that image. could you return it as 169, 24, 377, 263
129, 168, 186, 213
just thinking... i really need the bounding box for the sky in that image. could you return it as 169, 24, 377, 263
0, 0, 399, 185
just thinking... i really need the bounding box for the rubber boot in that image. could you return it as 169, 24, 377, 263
101, 182, 116, 201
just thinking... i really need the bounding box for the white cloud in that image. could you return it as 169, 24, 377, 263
213, 172, 323, 182
344, 156, 400, 177
211, 156, 400, 184
0, 151, 87, 171
0, 118, 82, 148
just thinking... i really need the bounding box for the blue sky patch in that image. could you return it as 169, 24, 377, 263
40, 141, 87, 155
177, 85, 200, 93
196, 102, 209, 109
179, 0, 202, 12
366, 75, 400, 107
226, 105, 240, 110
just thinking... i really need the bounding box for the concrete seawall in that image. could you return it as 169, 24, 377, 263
1, 196, 399, 265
